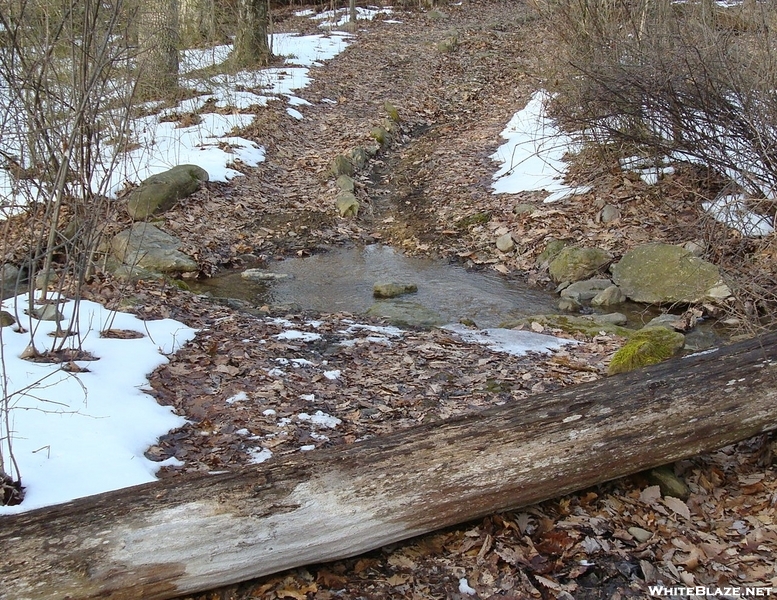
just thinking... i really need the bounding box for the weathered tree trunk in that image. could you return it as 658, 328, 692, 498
2, 333, 777, 600
179, 0, 214, 46
232, 0, 271, 67
136, 0, 179, 97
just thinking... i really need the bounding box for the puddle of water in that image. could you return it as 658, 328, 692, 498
190, 244, 560, 327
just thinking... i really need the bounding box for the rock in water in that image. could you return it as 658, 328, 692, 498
367, 301, 445, 328
373, 282, 418, 299
591, 284, 627, 307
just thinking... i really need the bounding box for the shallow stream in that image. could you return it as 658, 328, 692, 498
190, 244, 560, 328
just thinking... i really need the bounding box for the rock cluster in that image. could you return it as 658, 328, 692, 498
108, 165, 207, 279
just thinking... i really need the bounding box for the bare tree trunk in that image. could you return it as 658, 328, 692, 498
137, 0, 179, 97
1, 332, 777, 600
179, 0, 214, 46
233, 0, 271, 67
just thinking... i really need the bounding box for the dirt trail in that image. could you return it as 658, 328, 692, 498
162, 0, 545, 271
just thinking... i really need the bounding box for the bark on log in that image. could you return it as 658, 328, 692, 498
2, 333, 777, 600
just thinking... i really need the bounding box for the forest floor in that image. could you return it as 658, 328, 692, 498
76, 0, 777, 597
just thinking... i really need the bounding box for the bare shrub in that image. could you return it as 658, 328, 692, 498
0, 0, 138, 501
538, 0, 777, 200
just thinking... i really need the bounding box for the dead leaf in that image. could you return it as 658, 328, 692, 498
663, 496, 691, 521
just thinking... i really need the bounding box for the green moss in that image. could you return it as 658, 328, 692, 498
370, 126, 389, 145
384, 101, 401, 123
455, 212, 492, 230
535, 239, 568, 266
608, 326, 685, 375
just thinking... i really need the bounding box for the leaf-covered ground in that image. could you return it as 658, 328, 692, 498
15, 0, 774, 597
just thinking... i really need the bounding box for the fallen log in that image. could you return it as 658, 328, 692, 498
2, 332, 777, 600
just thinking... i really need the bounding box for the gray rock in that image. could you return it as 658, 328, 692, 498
549, 246, 612, 284
111, 263, 165, 282
645, 313, 683, 330
683, 240, 705, 256
512, 203, 536, 215
495, 232, 515, 253
560, 278, 612, 302
336, 174, 355, 192
330, 155, 354, 177
598, 204, 621, 223
1, 263, 20, 285
126, 164, 208, 220
591, 284, 627, 307
611, 243, 731, 304
30, 304, 63, 321
558, 297, 581, 312
111, 223, 198, 274
373, 282, 418, 299
366, 300, 445, 328
34, 269, 58, 291
350, 147, 369, 170
336, 192, 359, 217
241, 269, 293, 282
591, 312, 628, 326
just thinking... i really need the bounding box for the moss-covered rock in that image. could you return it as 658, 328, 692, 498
536, 239, 569, 267
373, 282, 418, 298
549, 246, 612, 283
336, 174, 355, 192
501, 314, 633, 338
611, 243, 731, 304
607, 326, 685, 375
367, 300, 445, 328
126, 164, 209, 220
330, 155, 354, 177
384, 101, 401, 123
370, 126, 389, 146
351, 147, 369, 169
646, 465, 690, 500
336, 192, 359, 217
